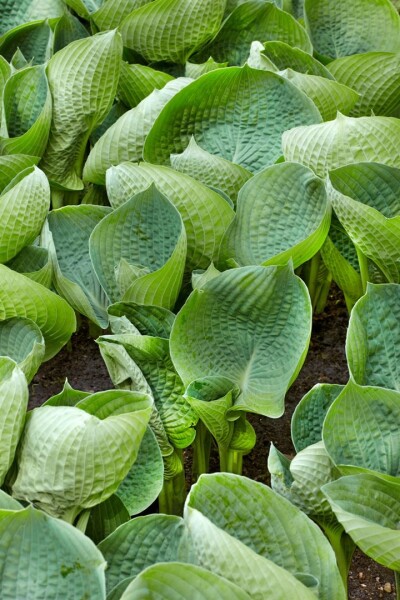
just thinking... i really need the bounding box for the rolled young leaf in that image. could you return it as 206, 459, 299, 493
0, 317, 45, 383
6, 245, 53, 288
170, 264, 312, 418
144, 65, 321, 173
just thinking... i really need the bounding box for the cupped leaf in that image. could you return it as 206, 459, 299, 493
120, 0, 226, 64
47, 204, 112, 328
43, 379, 91, 408
12, 391, 152, 518
40, 30, 123, 190
0, 166, 50, 263
108, 302, 175, 338
105, 162, 234, 272
117, 62, 173, 109
170, 137, 252, 204
220, 162, 331, 269
0, 317, 45, 383
0, 20, 54, 65
92, 0, 154, 30
52, 10, 90, 53
304, 0, 400, 59
0, 357, 28, 485
90, 185, 186, 309
282, 113, 400, 177
170, 264, 312, 418
328, 52, 400, 117
98, 515, 188, 594
291, 383, 344, 452
0, 154, 38, 193
120, 562, 252, 600
144, 66, 321, 173
261, 41, 333, 77
346, 283, 400, 390
199, 0, 311, 66
185, 57, 228, 78
0, 264, 76, 360
0, 0, 65, 35
83, 78, 191, 185
323, 380, 400, 477
6, 245, 52, 288
186, 473, 345, 600
0, 505, 106, 599
86, 495, 130, 545
323, 474, 400, 570
1, 65, 51, 157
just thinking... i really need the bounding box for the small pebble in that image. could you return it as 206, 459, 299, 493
358, 572, 365, 580
384, 583, 392, 593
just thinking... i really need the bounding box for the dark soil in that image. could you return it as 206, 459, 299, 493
28, 287, 396, 599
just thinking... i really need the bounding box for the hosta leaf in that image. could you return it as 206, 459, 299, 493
120, 0, 226, 64
170, 137, 252, 204
0, 166, 50, 263
0, 490, 22, 510
120, 563, 252, 600
0, 0, 65, 35
12, 391, 152, 518
115, 426, 163, 516
329, 179, 400, 283
1, 65, 51, 157
280, 69, 359, 121
0, 357, 28, 485
291, 383, 344, 452
347, 283, 400, 390
98, 515, 188, 594
0, 265, 76, 360
144, 66, 321, 173
93, 0, 154, 30
98, 334, 196, 449
90, 186, 186, 308
0, 317, 45, 383
117, 62, 173, 109
246, 41, 278, 71
261, 41, 333, 77
282, 113, 400, 177
198, 0, 312, 66
185, 57, 228, 78
323, 474, 400, 570
43, 379, 91, 408
108, 302, 175, 338
0, 154, 38, 193
170, 264, 312, 418
47, 204, 112, 328
304, 0, 400, 59
64, 0, 100, 19
328, 52, 400, 117
225, 0, 283, 16
52, 11, 90, 53
0, 20, 53, 65
220, 162, 331, 269
186, 508, 317, 600
86, 495, 130, 545
186, 473, 345, 600
0, 506, 106, 599
105, 163, 234, 272
83, 78, 191, 185
6, 245, 52, 288
323, 380, 400, 477
40, 30, 123, 190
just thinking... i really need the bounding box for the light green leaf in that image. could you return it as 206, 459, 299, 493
43, 379, 91, 407
0, 154, 38, 192
64, 0, 100, 19
346, 283, 400, 390
83, 78, 191, 185
304, 0, 400, 59
220, 162, 330, 269
261, 40, 333, 77
144, 66, 321, 173
0, 490, 22, 510
198, 0, 312, 66
323, 475, 400, 571
186, 473, 345, 599
40, 30, 123, 190
47, 205, 112, 328
185, 57, 228, 78
108, 302, 175, 338
246, 40, 278, 71
0, 264, 76, 360
12, 391, 152, 518
0, 0, 65, 35
1, 64, 51, 157
0, 317, 45, 383
170, 137, 252, 205
0, 166, 50, 263
170, 264, 312, 418
117, 62, 173, 109
0, 357, 28, 485
280, 69, 359, 121
225, 0, 283, 16
98, 515, 188, 594
328, 52, 400, 117
6, 244, 52, 287
0, 505, 106, 599
323, 380, 400, 477
282, 113, 400, 177
120, 0, 226, 64
120, 563, 252, 600
90, 185, 186, 309
86, 495, 130, 545
291, 383, 344, 452
93, 0, 154, 30
105, 162, 234, 272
